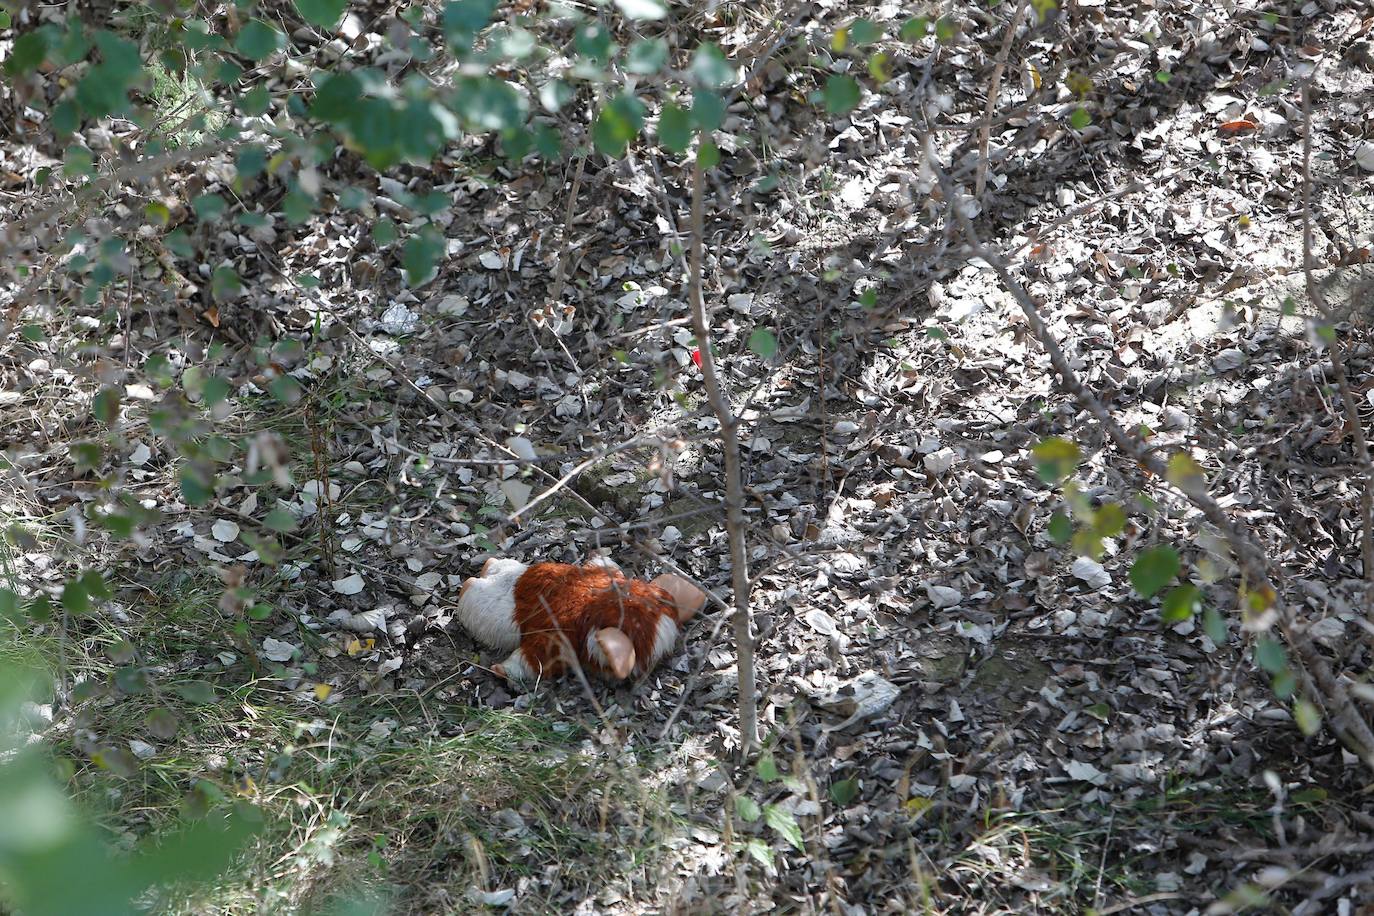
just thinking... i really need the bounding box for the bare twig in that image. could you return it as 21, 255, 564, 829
1298, 82, 1374, 581
546, 153, 587, 309
686, 154, 759, 754
975, 0, 1030, 199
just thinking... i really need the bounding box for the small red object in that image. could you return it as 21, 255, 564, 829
691, 347, 702, 368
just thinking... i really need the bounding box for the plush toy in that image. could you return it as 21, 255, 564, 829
456, 557, 707, 684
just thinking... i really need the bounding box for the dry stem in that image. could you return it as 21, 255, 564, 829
686, 154, 759, 753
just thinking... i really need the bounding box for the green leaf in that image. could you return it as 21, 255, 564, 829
179, 467, 214, 506
1272, 668, 1296, 700
295, 0, 348, 28
757, 752, 780, 782
822, 74, 861, 114
402, 227, 444, 286
235, 19, 284, 60
748, 328, 778, 360
1092, 503, 1125, 538
238, 83, 270, 116
248, 603, 273, 621
80, 570, 111, 600
868, 51, 892, 83
0, 11, 10, 28
268, 375, 303, 406
935, 17, 959, 42
1129, 546, 1179, 598
144, 201, 171, 226
443, 0, 497, 41
538, 79, 573, 112
697, 139, 720, 168
849, 18, 882, 44
658, 103, 691, 153
264, 509, 298, 533
1294, 699, 1321, 736
456, 77, 527, 133
625, 38, 668, 74
592, 94, 645, 157
52, 100, 79, 136
63, 145, 94, 177
763, 804, 803, 851
829, 779, 859, 805
690, 88, 725, 132
176, 681, 217, 704
742, 837, 773, 869
1254, 637, 1286, 674
1069, 107, 1091, 130
1047, 511, 1072, 545
27, 593, 52, 623
211, 265, 241, 300
4, 30, 49, 75
62, 580, 91, 615
1154, 70, 1172, 84
573, 22, 612, 63
115, 666, 152, 694
613, 0, 666, 19
734, 795, 761, 822
1032, 437, 1081, 483
164, 230, 193, 259
899, 17, 930, 41
146, 707, 180, 740
691, 43, 732, 88
193, 193, 227, 221
310, 70, 361, 123
201, 375, 231, 407
1160, 584, 1200, 623
92, 387, 120, 425
1203, 606, 1227, 646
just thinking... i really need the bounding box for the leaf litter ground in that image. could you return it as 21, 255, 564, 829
5, 0, 1374, 913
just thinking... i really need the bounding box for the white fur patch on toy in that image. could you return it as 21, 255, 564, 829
456, 558, 527, 651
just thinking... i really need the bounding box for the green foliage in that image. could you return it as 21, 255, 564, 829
1130, 546, 1179, 598
822, 74, 861, 114
295, 0, 349, 28
1254, 637, 1286, 674
0, 665, 260, 916
1031, 437, 1081, 484
4, 30, 49, 75
235, 19, 285, 61
1161, 584, 1201, 623
626, 38, 668, 74
899, 17, 930, 41
593, 94, 646, 157
691, 43, 733, 89
747, 328, 778, 360
658, 103, 691, 153
763, 804, 803, 851
829, 779, 859, 805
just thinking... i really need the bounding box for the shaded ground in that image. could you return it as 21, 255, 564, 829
4, 0, 1374, 913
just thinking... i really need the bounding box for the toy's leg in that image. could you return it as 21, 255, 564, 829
651, 573, 707, 623
492, 645, 536, 683
586, 555, 624, 576
589, 627, 636, 679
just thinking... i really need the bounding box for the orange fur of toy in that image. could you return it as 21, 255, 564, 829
511, 563, 682, 680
